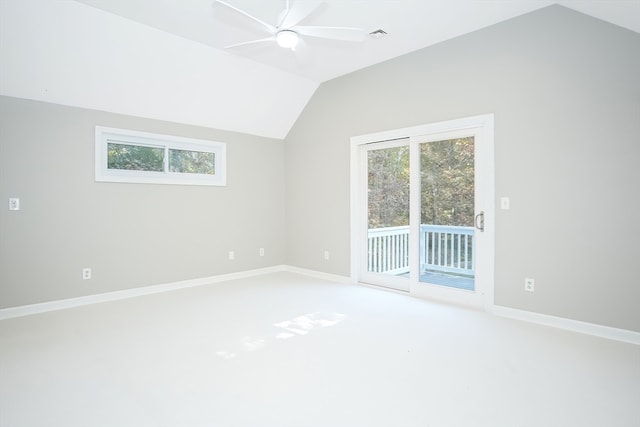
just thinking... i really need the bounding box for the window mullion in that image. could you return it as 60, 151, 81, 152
95, 126, 226, 186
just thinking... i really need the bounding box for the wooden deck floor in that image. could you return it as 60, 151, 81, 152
420, 271, 474, 291
398, 271, 475, 291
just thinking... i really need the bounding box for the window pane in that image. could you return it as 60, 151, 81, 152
367, 145, 410, 229
419, 137, 475, 291
107, 142, 164, 172
420, 137, 474, 227
367, 145, 410, 279
169, 149, 215, 175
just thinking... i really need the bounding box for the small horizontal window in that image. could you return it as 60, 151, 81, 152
168, 149, 216, 175
95, 126, 226, 186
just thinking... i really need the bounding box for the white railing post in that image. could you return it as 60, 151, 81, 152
368, 224, 474, 276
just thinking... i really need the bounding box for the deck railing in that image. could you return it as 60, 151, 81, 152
367, 226, 411, 275
420, 225, 475, 276
367, 225, 474, 276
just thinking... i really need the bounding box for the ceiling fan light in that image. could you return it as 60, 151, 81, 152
276, 30, 299, 49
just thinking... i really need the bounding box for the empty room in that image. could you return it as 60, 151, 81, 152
1, 1, 639, 426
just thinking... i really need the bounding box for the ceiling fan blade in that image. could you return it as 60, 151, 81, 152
296, 26, 366, 42
215, 0, 276, 34
292, 38, 313, 66
279, 0, 322, 29
225, 36, 276, 49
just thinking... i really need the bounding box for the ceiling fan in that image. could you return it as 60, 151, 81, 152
215, 0, 367, 50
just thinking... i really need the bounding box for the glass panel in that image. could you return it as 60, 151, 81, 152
419, 137, 475, 290
367, 145, 410, 278
107, 142, 164, 172
169, 149, 215, 175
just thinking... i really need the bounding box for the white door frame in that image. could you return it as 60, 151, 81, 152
357, 138, 411, 292
350, 114, 495, 309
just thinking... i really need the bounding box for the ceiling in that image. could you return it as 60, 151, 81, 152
76, 0, 640, 83
1, 1, 638, 139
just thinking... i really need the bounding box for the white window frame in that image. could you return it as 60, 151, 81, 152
95, 126, 227, 186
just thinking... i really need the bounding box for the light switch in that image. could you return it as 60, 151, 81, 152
9, 198, 20, 211
500, 197, 510, 210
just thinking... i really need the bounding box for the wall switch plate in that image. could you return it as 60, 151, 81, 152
82, 268, 92, 280
228, 251, 235, 260
9, 198, 20, 211
500, 197, 510, 210
259, 248, 265, 257
324, 250, 330, 260
525, 277, 535, 292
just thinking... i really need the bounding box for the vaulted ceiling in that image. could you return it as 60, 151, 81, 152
1, 1, 638, 139
75, 0, 640, 83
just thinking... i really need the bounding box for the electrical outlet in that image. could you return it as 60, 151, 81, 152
259, 248, 265, 257
228, 251, 235, 260
82, 268, 92, 280
9, 198, 20, 211
525, 277, 535, 292
324, 250, 330, 261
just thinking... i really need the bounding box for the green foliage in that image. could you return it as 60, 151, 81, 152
169, 149, 215, 175
367, 137, 474, 228
108, 143, 163, 172
368, 146, 410, 228
107, 144, 215, 176
420, 137, 474, 227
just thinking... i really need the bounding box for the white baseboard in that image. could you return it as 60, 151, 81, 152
282, 265, 353, 284
0, 265, 286, 320
491, 305, 640, 345
3, 266, 638, 346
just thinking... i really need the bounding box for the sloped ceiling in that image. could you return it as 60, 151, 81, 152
74, 0, 640, 83
0, 0, 317, 139
1, 1, 638, 139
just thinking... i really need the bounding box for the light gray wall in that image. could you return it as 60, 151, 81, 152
284, 6, 640, 331
0, 96, 285, 308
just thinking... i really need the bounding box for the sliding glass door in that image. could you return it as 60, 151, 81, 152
359, 139, 410, 291
352, 115, 494, 307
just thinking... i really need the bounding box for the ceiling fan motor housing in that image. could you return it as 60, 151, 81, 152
276, 29, 299, 49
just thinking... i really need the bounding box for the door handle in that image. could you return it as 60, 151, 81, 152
475, 211, 485, 232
